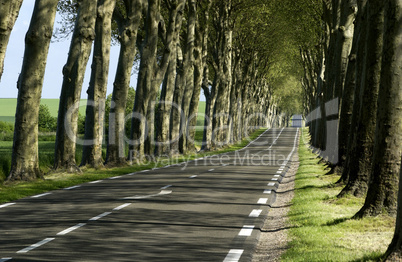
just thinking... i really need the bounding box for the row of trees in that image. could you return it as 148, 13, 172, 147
300, 0, 401, 259
0, 0, 309, 182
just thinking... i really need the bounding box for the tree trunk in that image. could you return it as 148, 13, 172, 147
105, 0, 143, 166
7, 0, 58, 182
0, 0, 23, 81
81, 0, 116, 168
179, 0, 196, 154
186, 1, 211, 152
54, 0, 98, 172
337, 0, 365, 175
131, 0, 183, 158
337, 0, 368, 185
339, 0, 384, 197
355, 0, 402, 218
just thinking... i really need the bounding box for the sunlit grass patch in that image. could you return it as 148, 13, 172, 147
282, 128, 395, 262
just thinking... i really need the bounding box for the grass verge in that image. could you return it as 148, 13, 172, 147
0, 128, 267, 204
282, 128, 395, 262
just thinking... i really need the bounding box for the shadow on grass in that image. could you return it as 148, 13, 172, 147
325, 217, 352, 226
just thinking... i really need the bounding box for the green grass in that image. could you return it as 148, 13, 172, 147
0, 98, 88, 119
0, 128, 266, 204
282, 128, 395, 262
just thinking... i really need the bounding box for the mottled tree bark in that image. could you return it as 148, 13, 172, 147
355, 0, 401, 218
7, 0, 59, 182
339, 0, 384, 197
179, 0, 196, 154
131, 0, 183, 158
54, 0, 97, 172
81, 0, 116, 168
105, 0, 143, 166
337, 0, 366, 175
186, 0, 211, 152
0, 0, 23, 81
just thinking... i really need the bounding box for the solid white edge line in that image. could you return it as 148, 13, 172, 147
17, 238, 55, 253
89, 180, 103, 184
57, 223, 86, 236
64, 185, 81, 190
109, 176, 122, 179
0, 203, 15, 209
113, 203, 132, 210
223, 249, 244, 262
31, 192, 51, 198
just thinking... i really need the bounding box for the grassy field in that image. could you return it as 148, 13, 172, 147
0, 98, 205, 123
0, 98, 88, 122
282, 128, 395, 261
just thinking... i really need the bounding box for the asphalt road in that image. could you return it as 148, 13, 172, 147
0, 127, 299, 262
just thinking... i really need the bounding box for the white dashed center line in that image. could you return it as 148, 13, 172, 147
263, 189, 272, 194
113, 203, 132, 210
208, 169, 215, 172
268, 182, 275, 186
257, 198, 268, 204
57, 223, 86, 236
189, 175, 198, 178
89, 212, 112, 221
17, 238, 55, 253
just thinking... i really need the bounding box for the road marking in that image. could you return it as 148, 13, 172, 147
141, 170, 150, 173
109, 176, 121, 179
189, 175, 197, 178
57, 223, 86, 235
89, 180, 103, 184
223, 249, 244, 262
249, 209, 262, 217
268, 182, 276, 186
0, 203, 15, 209
264, 189, 272, 194
64, 185, 81, 190
161, 185, 172, 189
274, 175, 280, 178
123, 190, 172, 200
113, 203, 132, 210
276, 171, 282, 174
0, 258, 12, 262
31, 192, 51, 198
258, 198, 268, 204
238, 225, 254, 236
89, 212, 112, 221
271, 178, 278, 181
17, 238, 55, 253
279, 168, 284, 171
208, 169, 215, 172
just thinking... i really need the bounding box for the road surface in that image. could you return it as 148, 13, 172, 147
0, 127, 299, 261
